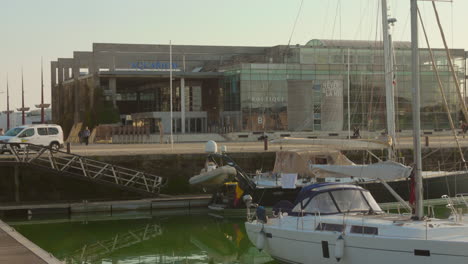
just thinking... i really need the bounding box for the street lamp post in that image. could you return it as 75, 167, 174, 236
21, 68, 25, 125
41, 57, 44, 124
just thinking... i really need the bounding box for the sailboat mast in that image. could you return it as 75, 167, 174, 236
381, 0, 396, 160
347, 48, 351, 139
410, 0, 423, 220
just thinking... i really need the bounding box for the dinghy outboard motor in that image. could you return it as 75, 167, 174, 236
256, 206, 268, 223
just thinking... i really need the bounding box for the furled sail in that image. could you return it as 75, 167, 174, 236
310, 161, 412, 181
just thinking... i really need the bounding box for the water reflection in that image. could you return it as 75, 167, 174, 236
5, 210, 274, 264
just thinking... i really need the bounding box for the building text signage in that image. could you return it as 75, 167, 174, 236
322, 80, 342, 97
251, 96, 286, 103
131, 61, 179, 70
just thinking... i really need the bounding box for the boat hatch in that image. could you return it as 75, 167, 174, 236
350, 225, 379, 235
292, 183, 382, 215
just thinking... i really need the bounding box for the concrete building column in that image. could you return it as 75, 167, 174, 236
109, 78, 117, 108
90, 54, 99, 109
181, 78, 186, 133
50, 62, 57, 122
73, 62, 80, 123
57, 64, 64, 122
64, 68, 70, 80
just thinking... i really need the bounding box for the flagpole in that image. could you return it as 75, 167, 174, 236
41, 57, 45, 124
6, 75, 10, 130
21, 68, 25, 125
169, 40, 174, 150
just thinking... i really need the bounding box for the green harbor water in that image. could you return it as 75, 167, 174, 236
5, 209, 275, 264
3, 206, 458, 264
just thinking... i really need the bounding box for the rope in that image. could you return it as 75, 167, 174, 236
431, 1, 468, 123
287, 0, 304, 47
418, 6, 466, 164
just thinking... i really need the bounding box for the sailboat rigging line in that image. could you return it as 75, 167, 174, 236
367, 0, 381, 132
444, 173, 452, 197
421, 148, 441, 161
330, 0, 342, 40
287, 0, 304, 47
257, 189, 266, 206
417, 7, 466, 164
431, 1, 468, 123
320, 0, 331, 38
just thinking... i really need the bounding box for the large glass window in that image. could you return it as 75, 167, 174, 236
5, 127, 24, 137
19, 128, 35, 138
48, 128, 59, 135
37, 128, 48, 135
293, 192, 338, 214
331, 190, 369, 213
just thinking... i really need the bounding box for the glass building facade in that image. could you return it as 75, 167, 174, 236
220, 40, 466, 132
52, 41, 466, 134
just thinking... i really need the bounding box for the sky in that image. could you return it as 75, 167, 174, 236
0, 0, 467, 110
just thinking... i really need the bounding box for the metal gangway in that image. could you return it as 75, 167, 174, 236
2, 143, 166, 195
66, 223, 162, 263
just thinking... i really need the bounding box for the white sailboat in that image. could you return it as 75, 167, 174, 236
244, 1, 468, 263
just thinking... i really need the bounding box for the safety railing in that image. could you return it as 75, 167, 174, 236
1, 143, 166, 195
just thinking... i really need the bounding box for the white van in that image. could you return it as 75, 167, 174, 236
0, 124, 64, 154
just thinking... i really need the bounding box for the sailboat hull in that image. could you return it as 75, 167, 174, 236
246, 221, 468, 264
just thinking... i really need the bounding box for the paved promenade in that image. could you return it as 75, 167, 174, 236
68, 135, 468, 156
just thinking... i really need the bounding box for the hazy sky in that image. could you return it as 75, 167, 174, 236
0, 0, 466, 110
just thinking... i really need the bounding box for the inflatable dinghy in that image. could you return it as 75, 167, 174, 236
189, 165, 237, 186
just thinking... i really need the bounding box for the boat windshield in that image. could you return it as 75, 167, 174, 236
4, 127, 24, 137
292, 189, 382, 215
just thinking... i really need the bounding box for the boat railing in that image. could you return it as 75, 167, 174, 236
455, 193, 468, 209
442, 195, 462, 222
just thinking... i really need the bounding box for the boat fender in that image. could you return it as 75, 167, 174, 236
335, 235, 344, 262
256, 206, 268, 223
256, 229, 266, 251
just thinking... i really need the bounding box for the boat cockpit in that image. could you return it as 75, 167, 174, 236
283, 183, 383, 216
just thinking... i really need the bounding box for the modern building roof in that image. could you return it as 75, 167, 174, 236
305, 39, 412, 49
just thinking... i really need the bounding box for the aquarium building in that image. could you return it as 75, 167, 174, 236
51, 40, 467, 134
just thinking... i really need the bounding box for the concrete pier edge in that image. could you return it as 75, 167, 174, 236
0, 219, 63, 263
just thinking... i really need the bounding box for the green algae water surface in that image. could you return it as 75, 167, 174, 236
6, 210, 275, 264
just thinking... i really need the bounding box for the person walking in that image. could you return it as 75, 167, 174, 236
83, 127, 91, 146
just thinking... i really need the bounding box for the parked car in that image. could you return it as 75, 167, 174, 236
0, 124, 64, 154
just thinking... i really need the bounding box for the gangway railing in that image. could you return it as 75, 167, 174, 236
66, 223, 162, 263
1, 143, 166, 195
